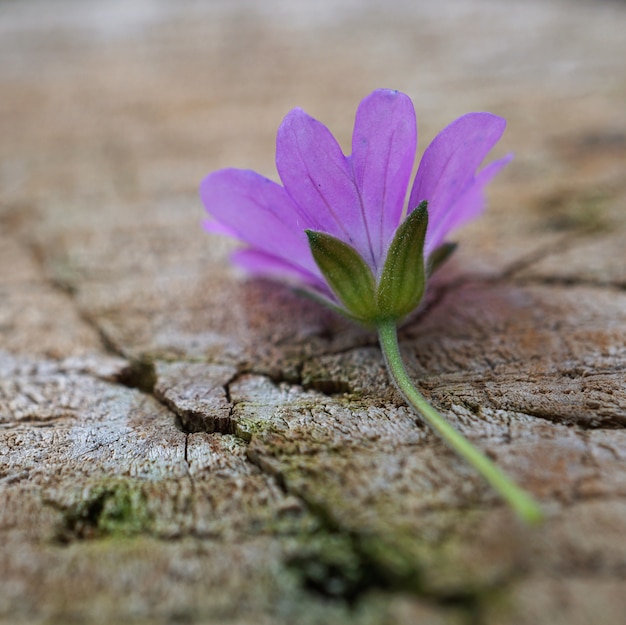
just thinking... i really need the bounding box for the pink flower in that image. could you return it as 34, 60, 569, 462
199, 91, 544, 523
200, 89, 511, 322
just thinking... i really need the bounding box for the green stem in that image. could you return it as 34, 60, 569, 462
377, 318, 543, 524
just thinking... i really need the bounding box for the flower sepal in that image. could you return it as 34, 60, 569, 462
427, 241, 458, 277
376, 201, 428, 323
306, 202, 433, 326
305, 230, 378, 324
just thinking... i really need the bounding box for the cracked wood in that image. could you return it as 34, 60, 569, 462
1, 1, 626, 624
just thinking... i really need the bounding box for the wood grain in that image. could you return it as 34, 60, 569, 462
1, 1, 625, 623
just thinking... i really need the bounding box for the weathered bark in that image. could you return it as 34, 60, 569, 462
1, 1, 625, 624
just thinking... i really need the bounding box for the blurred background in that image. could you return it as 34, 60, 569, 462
2, 0, 624, 206
2, 0, 625, 358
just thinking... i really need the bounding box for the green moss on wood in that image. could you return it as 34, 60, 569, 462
56, 480, 154, 541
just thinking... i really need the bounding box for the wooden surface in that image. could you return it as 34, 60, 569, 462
1, 1, 625, 623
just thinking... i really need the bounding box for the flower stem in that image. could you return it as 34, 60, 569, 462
376, 319, 543, 524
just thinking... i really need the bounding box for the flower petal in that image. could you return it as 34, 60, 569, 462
199, 168, 319, 275
276, 107, 377, 268
408, 113, 508, 251
202, 219, 239, 238
424, 154, 513, 253
231, 249, 335, 299
350, 89, 417, 268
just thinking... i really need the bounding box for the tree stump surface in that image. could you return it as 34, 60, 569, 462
1, 1, 625, 623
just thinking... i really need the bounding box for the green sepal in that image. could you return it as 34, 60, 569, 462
427, 242, 457, 277
306, 230, 377, 323
376, 201, 428, 321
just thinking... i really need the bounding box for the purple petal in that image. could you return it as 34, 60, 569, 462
231, 249, 336, 300
202, 219, 239, 238
199, 168, 319, 275
277, 106, 396, 271
424, 154, 513, 254
408, 113, 508, 250
276, 93, 416, 272
350, 89, 417, 267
